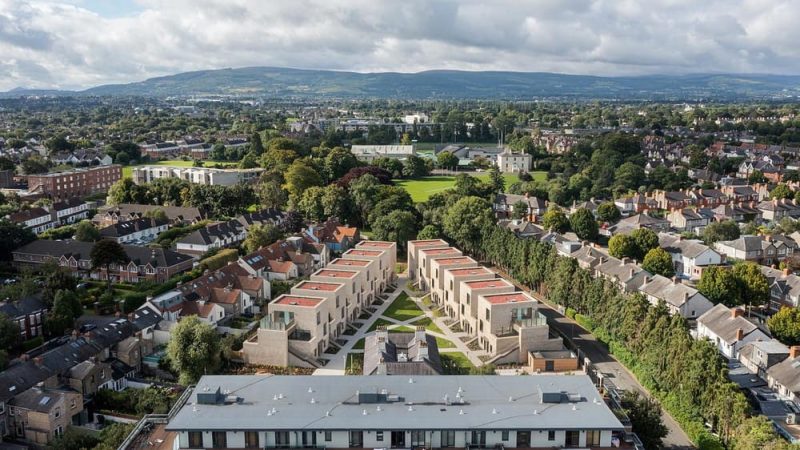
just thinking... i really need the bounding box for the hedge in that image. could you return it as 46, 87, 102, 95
198, 248, 239, 272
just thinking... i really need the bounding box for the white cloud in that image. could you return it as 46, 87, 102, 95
0, 0, 799, 90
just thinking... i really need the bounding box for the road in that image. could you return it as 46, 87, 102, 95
492, 267, 695, 450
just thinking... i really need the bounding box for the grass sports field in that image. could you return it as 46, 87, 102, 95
122, 159, 238, 178
396, 171, 547, 202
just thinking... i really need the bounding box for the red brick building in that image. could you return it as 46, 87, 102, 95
27, 165, 122, 200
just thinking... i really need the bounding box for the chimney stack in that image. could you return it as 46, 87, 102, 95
416, 339, 429, 361
731, 308, 745, 318
736, 328, 744, 341
790, 346, 800, 359
414, 325, 425, 343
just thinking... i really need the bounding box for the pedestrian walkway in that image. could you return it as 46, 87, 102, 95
313, 274, 486, 375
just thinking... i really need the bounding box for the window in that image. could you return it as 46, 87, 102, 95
485, 309, 490, 320
466, 293, 470, 304
547, 430, 556, 441
188, 432, 203, 448
376, 431, 384, 441
501, 431, 509, 441
411, 430, 425, 446
275, 431, 290, 447
325, 431, 332, 442
211, 431, 227, 448
245, 431, 259, 448
440, 430, 455, 447
54, 407, 61, 418
565, 430, 580, 447
586, 430, 601, 446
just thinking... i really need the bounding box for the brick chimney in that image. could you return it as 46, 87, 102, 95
672, 276, 679, 285
414, 325, 425, 343
731, 308, 744, 318
33, 356, 43, 367
790, 346, 800, 359
736, 328, 744, 341
784, 268, 792, 277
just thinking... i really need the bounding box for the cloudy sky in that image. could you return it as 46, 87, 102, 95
1, 0, 799, 91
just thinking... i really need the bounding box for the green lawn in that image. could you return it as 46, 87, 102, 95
122, 160, 238, 178
436, 336, 456, 349
345, 353, 364, 375
411, 316, 443, 334
397, 172, 547, 202
440, 352, 476, 374
367, 318, 413, 333
353, 338, 365, 350
383, 292, 424, 321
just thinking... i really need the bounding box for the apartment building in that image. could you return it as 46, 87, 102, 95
441, 266, 495, 321
459, 278, 516, 334
27, 165, 122, 201
164, 375, 625, 449
354, 240, 398, 283
415, 247, 463, 288
131, 166, 264, 186
406, 239, 450, 281
242, 241, 396, 368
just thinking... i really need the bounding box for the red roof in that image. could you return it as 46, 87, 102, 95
274, 295, 324, 307
357, 241, 394, 248
447, 267, 492, 276
295, 281, 343, 292
482, 292, 534, 304
465, 279, 513, 290
330, 258, 370, 267
314, 269, 357, 278
411, 239, 449, 247
345, 249, 382, 257
421, 247, 459, 255
434, 257, 474, 265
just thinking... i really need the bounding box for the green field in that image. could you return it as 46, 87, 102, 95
122, 160, 238, 178
396, 172, 547, 202
383, 292, 424, 321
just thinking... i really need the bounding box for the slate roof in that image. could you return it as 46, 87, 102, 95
12, 239, 192, 268
235, 208, 286, 228
178, 220, 244, 246
8, 207, 50, 223
639, 275, 706, 308
363, 331, 443, 376
659, 234, 717, 259
698, 303, 761, 345
767, 356, 800, 396
9, 387, 77, 413
0, 294, 47, 319
99, 203, 206, 223
99, 217, 168, 239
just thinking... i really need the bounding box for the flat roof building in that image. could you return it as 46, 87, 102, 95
407, 239, 450, 281
165, 374, 625, 449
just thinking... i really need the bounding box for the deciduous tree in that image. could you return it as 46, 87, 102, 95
569, 208, 598, 241
167, 316, 221, 385
642, 247, 675, 277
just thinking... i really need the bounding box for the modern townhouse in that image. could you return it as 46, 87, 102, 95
428, 256, 479, 305
131, 166, 264, 186
309, 269, 361, 323
659, 234, 724, 280
414, 247, 463, 288
406, 239, 451, 281
343, 246, 395, 292
638, 275, 714, 320
12, 240, 193, 283
441, 266, 495, 322
697, 304, 770, 359
328, 258, 379, 309
291, 281, 347, 340
164, 374, 626, 450
354, 240, 398, 283
99, 216, 169, 244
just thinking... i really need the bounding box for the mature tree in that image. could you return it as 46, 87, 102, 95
0, 314, 21, 359
324, 147, 359, 182
348, 174, 381, 227
74, 220, 100, 242
417, 224, 442, 240
296, 186, 326, 222
283, 160, 323, 204
454, 174, 483, 196
255, 179, 288, 209
371, 211, 419, 252
642, 248, 675, 277
0, 156, 15, 171
608, 234, 638, 259
143, 209, 169, 222
597, 202, 622, 223
0, 220, 36, 260
443, 196, 493, 254
321, 184, 350, 221
108, 178, 145, 205
402, 155, 430, 178
90, 240, 129, 291
281, 210, 304, 233
512, 200, 529, 220
45, 134, 76, 155
93, 423, 136, 450
767, 307, 800, 346
614, 162, 645, 193
698, 266, 740, 306
703, 220, 740, 244
368, 187, 415, 227
569, 208, 598, 241
250, 132, 264, 156
732, 262, 770, 308
243, 223, 283, 253
167, 316, 221, 384
542, 207, 570, 233
239, 152, 259, 169
21, 157, 49, 175
437, 151, 459, 169
748, 169, 767, 184
622, 391, 668, 450
372, 157, 404, 178
487, 165, 505, 193
770, 183, 794, 200
46, 290, 83, 336
629, 228, 659, 260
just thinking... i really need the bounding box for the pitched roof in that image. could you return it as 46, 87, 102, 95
0, 294, 47, 318
12, 239, 192, 268
698, 304, 761, 345
639, 275, 705, 308
8, 207, 50, 223
767, 356, 800, 395
99, 217, 168, 238
178, 220, 244, 246
100, 203, 206, 222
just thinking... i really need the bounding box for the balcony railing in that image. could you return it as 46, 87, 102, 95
260, 316, 295, 331
289, 328, 313, 341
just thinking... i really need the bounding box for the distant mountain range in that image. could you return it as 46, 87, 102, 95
4, 67, 800, 100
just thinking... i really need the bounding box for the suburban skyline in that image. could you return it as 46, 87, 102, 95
2, 0, 800, 91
